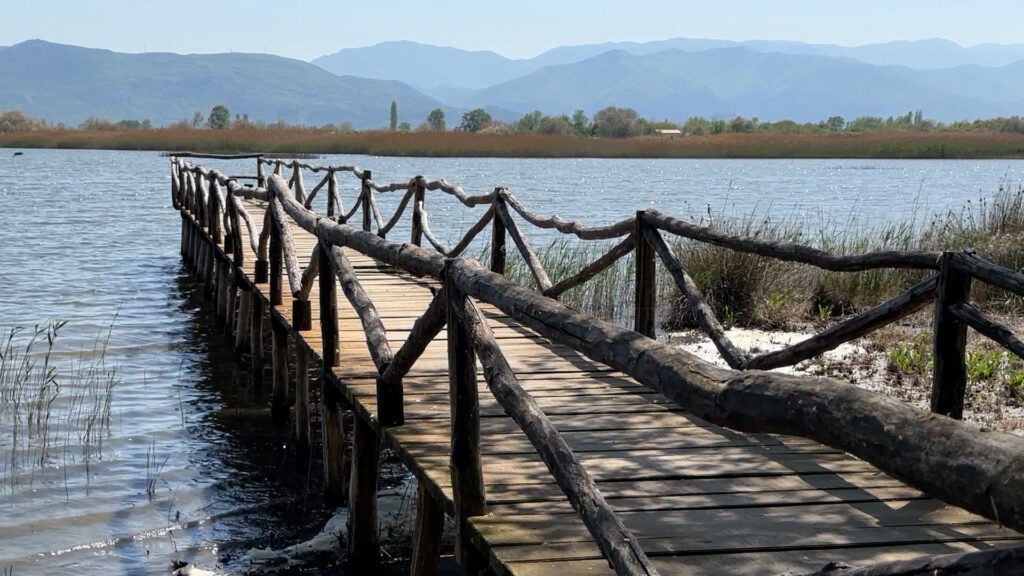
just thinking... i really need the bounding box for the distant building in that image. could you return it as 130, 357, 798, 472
654, 128, 682, 135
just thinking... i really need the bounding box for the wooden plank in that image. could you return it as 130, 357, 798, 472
208, 197, 1024, 576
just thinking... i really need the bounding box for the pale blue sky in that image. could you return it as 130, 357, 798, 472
2, 0, 1021, 60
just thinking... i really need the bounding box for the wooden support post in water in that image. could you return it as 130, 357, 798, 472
318, 241, 346, 503
250, 295, 265, 389
294, 342, 310, 455
347, 415, 380, 567
410, 482, 445, 576
235, 287, 251, 358
411, 176, 426, 246
216, 258, 229, 327
361, 170, 372, 232
491, 192, 506, 275
322, 383, 348, 506
446, 263, 486, 568
634, 211, 657, 338
271, 316, 290, 422
224, 266, 237, 337
932, 252, 973, 419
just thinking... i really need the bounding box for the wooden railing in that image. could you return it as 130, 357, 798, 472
170, 154, 1024, 576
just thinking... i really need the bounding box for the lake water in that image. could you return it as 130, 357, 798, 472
1, 149, 1023, 575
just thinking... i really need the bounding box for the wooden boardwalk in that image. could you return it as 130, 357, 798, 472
227, 197, 1020, 575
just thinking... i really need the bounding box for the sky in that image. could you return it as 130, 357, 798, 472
2, 0, 1022, 60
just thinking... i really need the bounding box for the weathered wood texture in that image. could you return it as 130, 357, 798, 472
643, 224, 743, 367
744, 275, 938, 370
634, 214, 656, 338
495, 197, 553, 292
175, 175, 1024, 576
932, 253, 972, 419
447, 274, 487, 567
454, 294, 659, 576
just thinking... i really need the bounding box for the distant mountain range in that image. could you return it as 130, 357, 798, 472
3, 37, 1024, 129
0, 40, 453, 129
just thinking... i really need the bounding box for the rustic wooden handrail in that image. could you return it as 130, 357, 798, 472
745, 274, 939, 370
643, 223, 747, 368
494, 194, 554, 292
448, 205, 495, 258
502, 189, 635, 240
950, 301, 1024, 361
379, 286, 448, 389
415, 201, 450, 254
543, 234, 635, 299
268, 197, 303, 299
302, 171, 332, 209
174, 157, 1024, 575
453, 293, 659, 576
642, 209, 943, 271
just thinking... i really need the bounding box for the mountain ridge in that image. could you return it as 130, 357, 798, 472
0, 40, 454, 129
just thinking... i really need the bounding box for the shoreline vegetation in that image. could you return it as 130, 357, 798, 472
4, 106, 1024, 158
3, 127, 1024, 159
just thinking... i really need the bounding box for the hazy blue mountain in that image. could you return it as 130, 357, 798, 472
312, 40, 536, 94
453, 48, 1022, 122
312, 38, 1024, 98
0, 40, 453, 129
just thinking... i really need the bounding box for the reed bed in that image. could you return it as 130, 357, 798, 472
0, 321, 119, 493
3, 128, 1024, 158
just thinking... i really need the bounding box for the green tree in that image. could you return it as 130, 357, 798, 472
207, 105, 231, 129
570, 109, 591, 136
398, 121, 411, 132
681, 116, 709, 135
592, 106, 639, 138
515, 110, 543, 133
459, 108, 492, 132
822, 116, 845, 131
389, 100, 398, 131
536, 115, 572, 135
426, 108, 446, 131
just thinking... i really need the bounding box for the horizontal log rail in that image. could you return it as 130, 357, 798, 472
171, 156, 1024, 575
642, 209, 942, 271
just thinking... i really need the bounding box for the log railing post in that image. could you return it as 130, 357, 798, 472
932, 251, 973, 419
250, 292, 265, 388
348, 415, 380, 567
256, 158, 266, 189
634, 211, 657, 338
491, 192, 507, 275
361, 170, 372, 232
235, 284, 251, 358
446, 261, 486, 568
326, 169, 337, 218
317, 239, 347, 504
410, 483, 445, 576
411, 176, 426, 246
269, 211, 283, 307
290, 161, 306, 205
271, 316, 289, 423
294, 343, 310, 454
293, 296, 311, 331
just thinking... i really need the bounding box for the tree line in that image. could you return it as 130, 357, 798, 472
4, 103, 1024, 138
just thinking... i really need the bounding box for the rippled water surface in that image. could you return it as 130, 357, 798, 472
1, 149, 1024, 575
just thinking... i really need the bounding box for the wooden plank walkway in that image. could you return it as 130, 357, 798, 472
232, 198, 1021, 575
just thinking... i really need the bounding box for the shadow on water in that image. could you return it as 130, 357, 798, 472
161, 269, 331, 570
